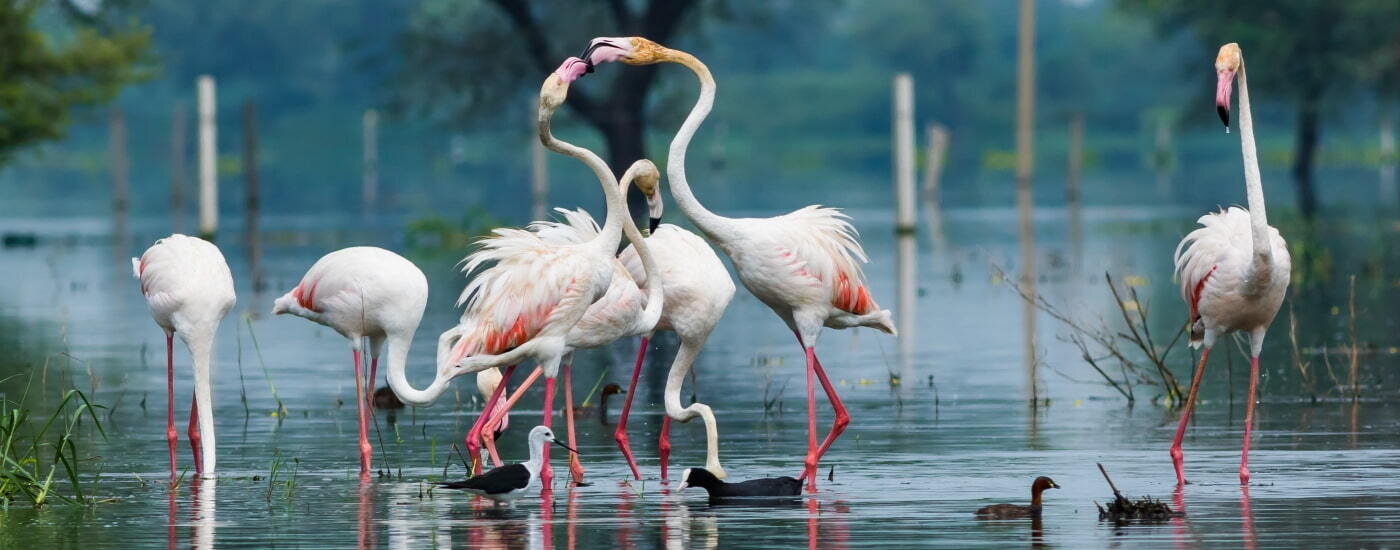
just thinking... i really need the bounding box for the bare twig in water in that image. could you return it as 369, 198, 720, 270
996, 266, 1184, 404
1288, 304, 1315, 399
1347, 274, 1360, 399
243, 315, 288, 417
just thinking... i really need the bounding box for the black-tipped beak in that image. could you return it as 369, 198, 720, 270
648, 217, 661, 234
1051, 482, 1061, 489
552, 438, 578, 454
1217, 105, 1230, 129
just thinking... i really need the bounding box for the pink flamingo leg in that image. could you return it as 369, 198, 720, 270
188, 392, 202, 476
540, 376, 557, 492
353, 349, 372, 476
800, 347, 818, 488
1240, 355, 1259, 485
658, 416, 673, 481
483, 367, 544, 468
466, 365, 515, 475
368, 358, 379, 401
613, 337, 649, 480
805, 351, 850, 486
1171, 347, 1212, 487
165, 334, 178, 481
563, 364, 585, 485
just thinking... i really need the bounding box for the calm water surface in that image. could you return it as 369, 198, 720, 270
1, 204, 1397, 548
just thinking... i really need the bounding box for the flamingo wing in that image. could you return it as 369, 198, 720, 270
767, 205, 878, 315
446, 228, 599, 363
529, 207, 599, 246
1173, 207, 1252, 328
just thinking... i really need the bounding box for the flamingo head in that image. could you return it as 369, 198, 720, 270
624, 159, 664, 232
540, 65, 573, 113
574, 36, 665, 76
1214, 43, 1242, 130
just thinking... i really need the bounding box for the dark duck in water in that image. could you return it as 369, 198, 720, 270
572, 383, 625, 425
679, 468, 802, 504
975, 476, 1060, 519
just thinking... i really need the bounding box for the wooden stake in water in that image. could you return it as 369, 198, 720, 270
1381, 109, 1396, 206
922, 123, 949, 252
109, 107, 129, 221
1016, 0, 1038, 402
1067, 113, 1084, 272
243, 101, 264, 292
197, 75, 218, 240
530, 101, 549, 221
362, 109, 379, 216
892, 73, 917, 387
170, 102, 188, 233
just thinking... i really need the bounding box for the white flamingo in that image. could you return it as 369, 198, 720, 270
566, 38, 896, 489
1171, 42, 1290, 487
133, 234, 236, 479
272, 246, 430, 477
524, 140, 736, 481
388, 73, 657, 491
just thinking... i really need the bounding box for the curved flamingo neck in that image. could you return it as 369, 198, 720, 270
538, 110, 627, 253
1236, 57, 1274, 285
657, 48, 731, 238
617, 166, 664, 334
385, 332, 447, 406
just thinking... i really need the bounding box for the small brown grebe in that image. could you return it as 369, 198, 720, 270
572, 383, 625, 424
975, 476, 1060, 519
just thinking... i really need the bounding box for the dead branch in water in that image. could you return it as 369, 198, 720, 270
996, 266, 1185, 405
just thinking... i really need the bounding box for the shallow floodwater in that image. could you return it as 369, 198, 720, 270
2, 203, 1398, 548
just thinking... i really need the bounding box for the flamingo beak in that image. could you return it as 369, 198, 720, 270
552, 438, 578, 454
1215, 69, 1235, 130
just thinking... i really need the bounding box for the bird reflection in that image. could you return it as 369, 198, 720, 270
357, 480, 375, 550
1241, 486, 1257, 550
805, 498, 851, 550
1030, 516, 1046, 549
190, 478, 215, 550
659, 490, 718, 550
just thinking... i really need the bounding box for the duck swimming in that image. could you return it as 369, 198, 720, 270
975, 476, 1060, 519
679, 468, 802, 504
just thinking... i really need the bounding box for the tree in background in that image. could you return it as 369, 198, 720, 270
0, 0, 149, 164
1121, 0, 1400, 217
395, 0, 778, 174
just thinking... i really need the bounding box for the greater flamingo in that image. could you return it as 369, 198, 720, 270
1171, 42, 1290, 486
524, 161, 736, 481
568, 38, 896, 490
133, 234, 236, 479
460, 161, 664, 485
272, 246, 433, 477
391, 73, 657, 491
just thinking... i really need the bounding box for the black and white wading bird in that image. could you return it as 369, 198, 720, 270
436, 426, 577, 505
678, 468, 802, 504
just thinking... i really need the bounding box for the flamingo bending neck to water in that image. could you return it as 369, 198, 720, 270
134, 234, 236, 479
1171, 43, 1290, 486
568, 37, 896, 490
272, 246, 432, 477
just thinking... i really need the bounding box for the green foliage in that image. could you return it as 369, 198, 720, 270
404, 207, 507, 252
0, 0, 150, 163
0, 378, 107, 507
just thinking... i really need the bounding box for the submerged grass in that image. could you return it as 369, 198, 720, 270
0, 374, 107, 508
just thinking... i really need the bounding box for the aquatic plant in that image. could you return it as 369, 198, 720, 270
1000, 268, 1185, 405
1094, 463, 1180, 524
0, 380, 106, 507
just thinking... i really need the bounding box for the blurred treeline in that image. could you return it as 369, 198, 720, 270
0, 0, 1395, 220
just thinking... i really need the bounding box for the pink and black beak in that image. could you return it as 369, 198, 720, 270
576, 38, 631, 74
1216, 68, 1235, 130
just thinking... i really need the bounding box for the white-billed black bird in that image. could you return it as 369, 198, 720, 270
436, 426, 576, 506
678, 468, 802, 504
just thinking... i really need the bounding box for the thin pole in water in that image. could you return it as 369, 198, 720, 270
1067, 113, 1083, 273
109, 107, 129, 225
922, 123, 949, 253
892, 73, 917, 388
170, 102, 187, 233
197, 75, 218, 241
243, 100, 264, 293
531, 99, 549, 222
362, 109, 379, 217
1016, 0, 1038, 402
